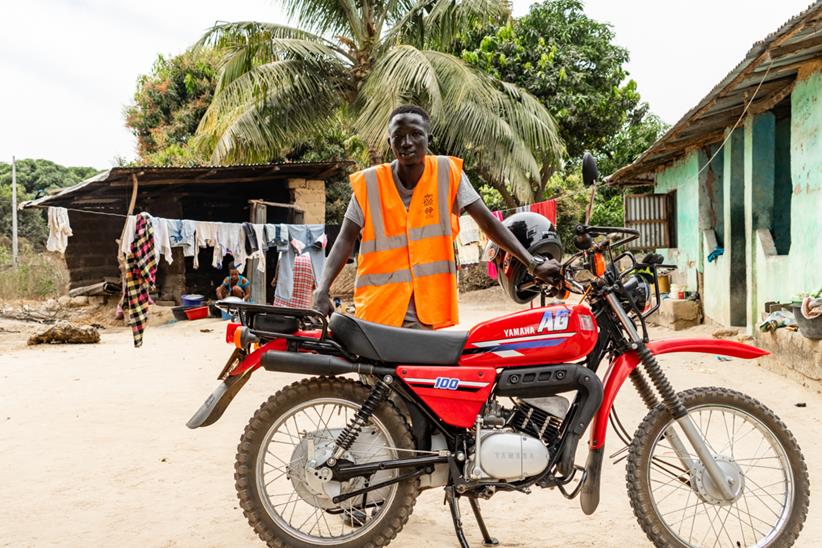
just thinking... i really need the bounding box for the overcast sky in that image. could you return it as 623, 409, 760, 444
0, 0, 814, 169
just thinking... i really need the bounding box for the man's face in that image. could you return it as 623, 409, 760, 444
388, 113, 431, 166
229, 269, 239, 283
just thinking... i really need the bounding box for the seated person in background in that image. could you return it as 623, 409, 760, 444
217, 266, 251, 301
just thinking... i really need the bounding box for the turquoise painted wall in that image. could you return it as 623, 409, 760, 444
788, 71, 822, 294
648, 70, 822, 328
655, 151, 701, 291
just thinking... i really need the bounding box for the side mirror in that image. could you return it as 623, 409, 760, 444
582, 152, 599, 187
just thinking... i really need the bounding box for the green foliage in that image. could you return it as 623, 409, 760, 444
0, 159, 98, 248
0, 159, 97, 195
125, 48, 221, 165
193, 1, 562, 205
457, 0, 639, 162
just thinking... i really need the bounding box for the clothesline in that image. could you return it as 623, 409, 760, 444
494, 198, 557, 216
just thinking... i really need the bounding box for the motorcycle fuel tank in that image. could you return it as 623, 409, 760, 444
459, 304, 598, 368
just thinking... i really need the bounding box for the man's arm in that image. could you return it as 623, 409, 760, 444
464, 200, 559, 281
312, 218, 360, 316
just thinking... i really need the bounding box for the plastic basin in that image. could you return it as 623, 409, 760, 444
793, 305, 822, 340
185, 306, 209, 320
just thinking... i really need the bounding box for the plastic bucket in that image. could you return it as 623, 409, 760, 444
181, 294, 204, 307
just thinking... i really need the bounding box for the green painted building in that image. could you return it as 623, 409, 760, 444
610, 2, 822, 331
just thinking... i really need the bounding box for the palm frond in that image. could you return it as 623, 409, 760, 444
354, 45, 443, 147
280, 0, 364, 42
198, 21, 351, 94
194, 59, 344, 163
354, 47, 563, 201
384, 0, 508, 49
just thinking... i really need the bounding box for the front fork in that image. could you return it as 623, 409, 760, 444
605, 293, 736, 501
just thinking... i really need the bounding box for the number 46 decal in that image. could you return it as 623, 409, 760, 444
434, 377, 460, 390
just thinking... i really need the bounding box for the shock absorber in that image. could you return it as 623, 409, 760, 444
635, 345, 687, 418
629, 368, 660, 410
604, 292, 686, 419
333, 376, 392, 454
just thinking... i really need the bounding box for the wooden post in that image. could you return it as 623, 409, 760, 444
249, 201, 267, 304
117, 174, 140, 308
11, 156, 18, 267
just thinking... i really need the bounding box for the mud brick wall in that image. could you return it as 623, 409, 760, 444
64, 210, 123, 289
288, 178, 326, 224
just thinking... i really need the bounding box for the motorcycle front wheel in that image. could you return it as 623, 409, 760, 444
235, 377, 419, 548
627, 387, 809, 547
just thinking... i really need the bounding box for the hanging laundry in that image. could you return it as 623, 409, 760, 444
274, 225, 326, 303
46, 207, 73, 253
119, 215, 137, 255
167, 219, 197, 257
273, 253, 315, 309
530, 199, 557, 225
193, 221, 220, 269
214, 222, 247, 271
123, 213, 157, 348
243, 222, 267, 272
515, 205, 529, 214
457, 215, 481, 265
264, 223, 290, 251
150, 216, 173, 265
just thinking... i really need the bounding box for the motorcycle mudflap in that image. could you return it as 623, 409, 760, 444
396, 366, 496, 428
186, 371, 251, 429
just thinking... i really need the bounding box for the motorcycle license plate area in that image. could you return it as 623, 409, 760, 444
396, 366, 496, 428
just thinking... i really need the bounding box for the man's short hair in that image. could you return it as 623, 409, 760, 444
388, 104, 430, 125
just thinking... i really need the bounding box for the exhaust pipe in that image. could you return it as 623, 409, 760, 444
262, 350, 382, 376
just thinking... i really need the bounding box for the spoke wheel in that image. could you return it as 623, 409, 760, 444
627, 387, 809, 547
235, 377, 419, 548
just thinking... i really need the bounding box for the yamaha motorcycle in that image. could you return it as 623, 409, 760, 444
188, 156, 809, 547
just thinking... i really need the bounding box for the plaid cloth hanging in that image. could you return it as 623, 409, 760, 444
273, 253, 315, 309
124, 212, 157, 347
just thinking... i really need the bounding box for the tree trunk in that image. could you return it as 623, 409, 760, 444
478, 166, 519, 209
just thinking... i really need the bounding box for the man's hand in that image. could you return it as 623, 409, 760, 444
312, 288, 335, 317
532, 257, 561, 284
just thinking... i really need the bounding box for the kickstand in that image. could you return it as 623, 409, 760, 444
445, 486, 470, 548
468, 497, 499, 546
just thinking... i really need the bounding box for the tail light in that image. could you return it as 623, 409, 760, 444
225, 322, 241, 344
593, 253, 606, 277
233, 326, 260, 349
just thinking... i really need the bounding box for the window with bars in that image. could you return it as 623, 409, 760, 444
624, 192, 677, 249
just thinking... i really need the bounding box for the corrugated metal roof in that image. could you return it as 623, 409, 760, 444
20, 160, 352, 209
608, 1, 822, 186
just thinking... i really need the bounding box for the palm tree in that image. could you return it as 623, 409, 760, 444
195, 0, 563, 203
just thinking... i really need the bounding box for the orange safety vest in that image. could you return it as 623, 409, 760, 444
350, 155, 462, 329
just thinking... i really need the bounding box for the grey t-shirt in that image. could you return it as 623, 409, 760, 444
345, 160, 481, 328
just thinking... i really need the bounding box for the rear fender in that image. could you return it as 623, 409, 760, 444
589, 338, 769, 449
186, 338, 289, 429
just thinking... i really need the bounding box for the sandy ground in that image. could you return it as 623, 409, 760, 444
1, 294, 820, 548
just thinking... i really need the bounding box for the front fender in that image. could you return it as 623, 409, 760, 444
589, 338, 768, 449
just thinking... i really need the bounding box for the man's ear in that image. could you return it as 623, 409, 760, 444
427, 133, 433, 148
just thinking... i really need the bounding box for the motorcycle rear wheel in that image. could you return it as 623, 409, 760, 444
627, 387, 809, 547
235, 377, 419, 548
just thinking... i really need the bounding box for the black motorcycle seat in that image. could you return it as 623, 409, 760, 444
329, 313, 468, 365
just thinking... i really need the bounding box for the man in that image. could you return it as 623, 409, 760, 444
217, 265, 251, 301
313, 105, 559, 328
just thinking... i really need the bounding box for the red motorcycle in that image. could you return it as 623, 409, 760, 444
188, 160, 809, 548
